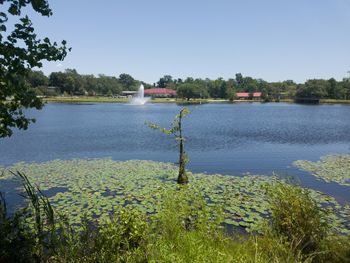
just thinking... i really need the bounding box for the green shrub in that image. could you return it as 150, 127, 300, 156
0, 170, 57, 262
145, 188, 229, 262
50, 209, 148, 263
267, 182, 329, 258
93, 208, 148, 262
316, 235, 350, 263
145, 187, 306, 263
0, 193, 37, 263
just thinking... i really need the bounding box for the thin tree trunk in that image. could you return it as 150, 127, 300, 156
177, 111, 188, 184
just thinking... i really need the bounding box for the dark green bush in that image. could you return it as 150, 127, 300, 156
316, 235, 350, 263
0, 193, 37, 263
267, 182, 329, 258
92, 208, 148, 262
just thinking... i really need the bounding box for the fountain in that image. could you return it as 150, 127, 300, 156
130, 84, 150, 105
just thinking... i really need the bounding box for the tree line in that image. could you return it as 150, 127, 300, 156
27, 69, 146, 97
28, 70, 350, 101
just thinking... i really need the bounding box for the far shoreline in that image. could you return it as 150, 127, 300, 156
43, 96, 350, 105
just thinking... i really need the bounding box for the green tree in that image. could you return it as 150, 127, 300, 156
157, 75, 173, 88
49, 71, 74, 95
223, 78, 237, 101
0, 0, 69, 137
119, 73, 135, 90
177, 83, 208, 100
207, 78, 225, 98
327, 78, 337, 99
27, 70, 49, 88
49, 71, 67, 92
65, 69, 85, 95
96, 74, 122, 95
296, 79, 329, 99
83, 74, 97, 95
225, 86, 236, 101
235, 73, 244, 88
332, 79, 350, 100
235, 73, 258, 92
146, 108, 190, 184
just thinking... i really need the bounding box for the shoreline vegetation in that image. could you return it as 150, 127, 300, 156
25, 69, 350, 108
43, 96, 350, 105
1, 156, 350, 262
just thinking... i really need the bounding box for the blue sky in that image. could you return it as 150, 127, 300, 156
22, 0, 350, 83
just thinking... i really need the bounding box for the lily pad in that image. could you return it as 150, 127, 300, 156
1, 158, 349, 234
294, 155, 350, 186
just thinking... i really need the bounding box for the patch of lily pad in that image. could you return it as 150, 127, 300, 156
294, 155, 350, 186
1, 159, 349, 234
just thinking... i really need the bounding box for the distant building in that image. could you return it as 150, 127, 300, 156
122, 91, 138, 96
144, 88, 176, 98
121, 91, 138, 98
252, 92, 262, 98
236, 92, 250, 99
236, 92, 262, 100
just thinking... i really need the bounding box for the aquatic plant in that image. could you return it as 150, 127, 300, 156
294, 155, 350, 186
2, 159, 349, 234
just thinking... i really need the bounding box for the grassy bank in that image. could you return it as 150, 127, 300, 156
1, 156, 350, 262
319, 99, 350, 104
44, 96, 130, 103
42, 96, 277, 104
43, 96, 272, 104
44, 96, 221, 104
1, 163, 350, 262
43, 96, 350, 105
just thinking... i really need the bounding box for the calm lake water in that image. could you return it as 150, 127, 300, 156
1, 102, 350, 203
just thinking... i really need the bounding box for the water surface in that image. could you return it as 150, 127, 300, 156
1, 102, 349, 202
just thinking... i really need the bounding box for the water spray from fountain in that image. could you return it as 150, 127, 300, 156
130, 84, 150, 105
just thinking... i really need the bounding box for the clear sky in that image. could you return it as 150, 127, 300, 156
22, 0, 350, 84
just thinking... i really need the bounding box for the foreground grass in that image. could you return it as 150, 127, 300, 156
1, 177, 350, 263
1, 156, 350, 262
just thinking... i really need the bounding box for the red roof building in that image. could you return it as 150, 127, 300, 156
236, 92, 263, 100
236, 92, 250, 98
144, 88, 176, 97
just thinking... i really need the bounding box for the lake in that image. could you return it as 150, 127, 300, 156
1, 102, 350, 203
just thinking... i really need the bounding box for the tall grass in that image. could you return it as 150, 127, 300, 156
142, 187, 320, 263
266, 182, 329, 257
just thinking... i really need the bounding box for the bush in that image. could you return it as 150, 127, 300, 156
0, 193, 37, 263
145, 187, 306, 263
145, 187, 229, 262
267, 182, 329, 258
316, 235, 350, 263
49, 209, 148, 263
93, 208, 148, 262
